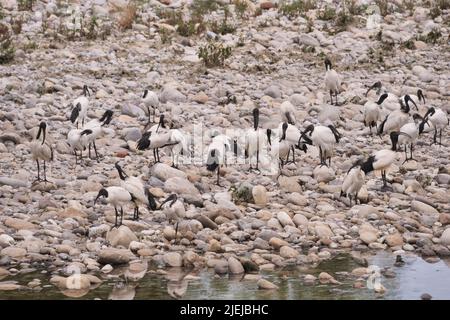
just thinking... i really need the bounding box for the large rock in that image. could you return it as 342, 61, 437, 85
263, 85, 281, 99
159, 86, 186, 103
296, 34, 320, 47
313, 165, 335, 183
98, 248, 133, 265
441, 228, 450, 246
269, 237, 289, 250
385, 233, 404, 247
163, 252, 183, 267
252, 185, 268, 206
277, 211, 294, 227
257, 278, 279, 290
106, 226, 138, 248
164, 177, 200, 198
151, 163, 187, 181
228, 256, 244, 274
314, 224, 333, 238
293, 214, 308, 227
359, 224, 378, 245
411, 200, 439, 215
1, 247, 27, 259
280, 246, 299, 258
0, 177, 28, 188
318, 272, 340, 284
196, 215, 218, 230
4, 217, 37, 231
278, 176, 302, 192
0, 234, 15, 247
288, 193, 308, 206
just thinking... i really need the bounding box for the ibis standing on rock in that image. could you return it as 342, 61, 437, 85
419, 106, 449, 146
206, 134, 237, 186
340, 159, 365, 207
363, 93, 388, 134
301, 124, 342, 166
244, 108, 267, 171
70, 85, 91, 128
30, 122, 54, 182
141, 89, 160, 125
159, 194, 186, 242
115, 162, 157, 221
94, 186, 133, 227
396, 114, 422, 163
81, 109, 113, 162
378, 95, 416, 136
324, 58, 342, 106
360, 132, 404, 191
279, 101, 296, 125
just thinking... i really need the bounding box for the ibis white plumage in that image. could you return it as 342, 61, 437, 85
206, 133, 237, 186
244, 108, 267, 170
159, 194, 186, 241
115, 162, 157, 221
301, 124, 342, 166
378, 95, 416, 135
141, 89, 160, 125
360, 132, 400, 190
324, 58, 342, 105
81, 109, 113, 162
30, 122, 54, 182
340, 160, 365, 206
419, 107, 449, 145
94, 186, 133, 227
279, 101, 296, 125
70, 85, 90, 128
363, 93, 388, 134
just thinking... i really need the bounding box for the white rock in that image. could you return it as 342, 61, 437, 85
277, 211, 294, 227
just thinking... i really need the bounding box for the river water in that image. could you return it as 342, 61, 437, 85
1, 252, 450, 300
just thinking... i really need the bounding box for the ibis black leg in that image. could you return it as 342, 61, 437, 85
114, 206, 119, 228
43, 161, 47, 182
216, 166, 221, 186
329, 90, 333, 105
120, 207, 124, 226
93, 141, 100, 162
88, 143, 92, 159
175, 221, 179, 244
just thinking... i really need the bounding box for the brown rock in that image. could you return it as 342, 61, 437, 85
4, 218, 36, 230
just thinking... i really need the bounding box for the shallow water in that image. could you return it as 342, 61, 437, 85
1, 252, 450, 300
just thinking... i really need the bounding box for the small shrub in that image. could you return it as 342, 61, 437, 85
18, 0, 34, 11
346, 0, 363, 16
209, 6, 236, 35
418, 28, 442, 44
402, 0, 415, 14
0, 23, 15, 64
198, 41, 232, 67
11, 16, 23, 35
159, 27, 172, 44
400, 38, 415, 49
430, 5, 441, 18
190, 0, 219, 19
233, 0, 248, 19
318, 5, 336, 21
279, 0, 317, 18
118, 3, 137, 30
375, 0, 389, 17
335, 9, 355, 31
437, 0, 450, 10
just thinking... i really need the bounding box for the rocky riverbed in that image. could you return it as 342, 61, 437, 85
0, 0, 449, 299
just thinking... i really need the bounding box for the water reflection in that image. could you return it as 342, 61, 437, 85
1, 253, 450, 300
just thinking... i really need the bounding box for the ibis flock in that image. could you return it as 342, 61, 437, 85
30, 58, 449, 232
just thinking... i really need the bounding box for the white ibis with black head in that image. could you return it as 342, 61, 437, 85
81, 109, 113, 162
30, 122, 54, 182
69, 85, 91, 129
301, 124, 342, 166
378, 95, 417, 136
159, 194, 185, 242
206, 134, 237, 186
244, 108, 267, 171
115, 162, 157, 221
419, 106, 449, 146
397, 114, 422, 163
324, 58, 342, 106
340, 159, 365, 207
363, 93, 388, 134
141, 89, 160, 125
94, 186, 133, 227
360, 132, 406, 191
67, 128, 91, 164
